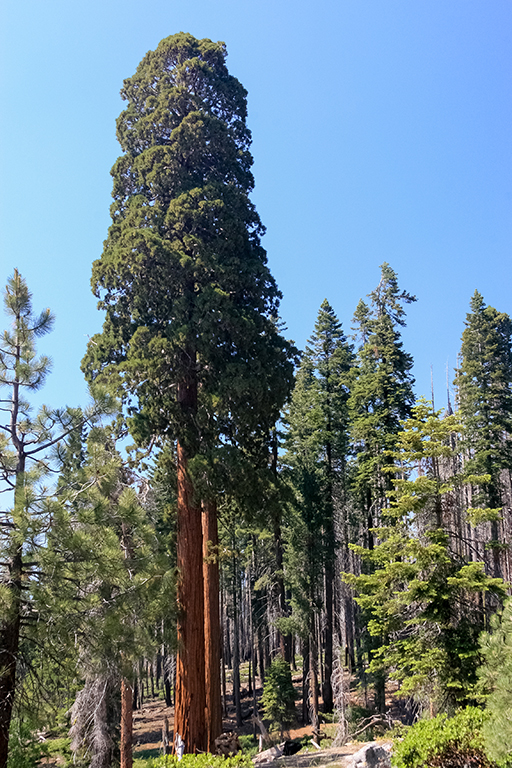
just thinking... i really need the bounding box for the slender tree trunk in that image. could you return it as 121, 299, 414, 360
302, 639, 310, 725
232, 553, 243, 728
249, 568, 258, 738
271, 432, 292, 662
0, 445, 25, 768
323, 563, 334, 712
224, 593, 232, 670
202, 498, 222, 752
221, 586, 228, 717
253, 539, 266, 684
274, 515, 291, 661
309, 618, 319, 737
120, 678, 133, 768
174, 428, 207, 752
0, 549, 22, 768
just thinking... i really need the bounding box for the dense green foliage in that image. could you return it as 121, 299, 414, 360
261, 656, 297, 732
81, 32, 294, 459
350, 263, 416, 516
479, 599, 512, 765
345, 401, 506, 707
457, 291, 512, 508
134, 754, 253, 768
392, 707, 496, 768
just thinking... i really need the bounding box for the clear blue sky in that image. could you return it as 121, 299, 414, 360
1, 0, 511, 413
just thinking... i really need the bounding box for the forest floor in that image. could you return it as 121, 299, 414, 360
133, 667, 392, 765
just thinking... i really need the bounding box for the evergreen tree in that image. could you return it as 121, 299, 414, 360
261, 656, 297, 735
348, 263, 416, 711
479, 598, 512, 764
456, 291, 512, 576
350, 263, 416, 524
82, 33, 294, 752
48, 428, 174, 768
345, 401, 505, 711
284, 300, 352, 714
0, 271, 89, 767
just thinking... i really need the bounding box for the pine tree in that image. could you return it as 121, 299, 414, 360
81, 33, 294, 752
0, 271, 100, 767
456, 291, 512, 577
50, 428, 173, 768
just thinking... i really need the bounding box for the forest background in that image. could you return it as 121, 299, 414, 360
1, 0, 512, 407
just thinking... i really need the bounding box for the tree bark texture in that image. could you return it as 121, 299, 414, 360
0, 456, 24, 768
0, 550, 22, 768
174, 437, 207, 753
202, 499, 222, 752
322, 558, 334, 712
271, 433, 292, 662
309, 629, 319, 737
120, 678, 133, 768
231, 553, 243, 728
309, 612, 319, 736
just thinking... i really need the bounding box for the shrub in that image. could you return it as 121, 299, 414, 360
392, 706, 496, 768
479, 598, 512, 766
133, 754, 253, 768
261, 655, 297, 734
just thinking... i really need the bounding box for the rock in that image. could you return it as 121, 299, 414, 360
346, 741, 392, 768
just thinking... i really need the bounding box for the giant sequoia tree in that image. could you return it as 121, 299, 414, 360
82, 33, 294, 752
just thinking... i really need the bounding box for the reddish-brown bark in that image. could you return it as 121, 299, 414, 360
202, 498, 222, 752
174, 437, 207, 753
120, 678, 133, 768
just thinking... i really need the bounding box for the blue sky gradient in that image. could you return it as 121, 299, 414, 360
1, 0, 511, 412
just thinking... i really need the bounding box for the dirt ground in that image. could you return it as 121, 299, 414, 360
133, 670, 382, 763
133, 697, 372, 765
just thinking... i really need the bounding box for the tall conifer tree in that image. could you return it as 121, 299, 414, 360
350, 263, 416, 540
82, 33, 294, 752
349, 263, 415, 711
456, 291, 512, 576
345, 402, 505, 710
0, 272, 101, 767
284, 300, 352, 713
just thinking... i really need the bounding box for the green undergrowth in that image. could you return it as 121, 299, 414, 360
238, 734, 259, 757
392, 706, 502, 768
6, 729, 71, 768
133, 753, 254, 768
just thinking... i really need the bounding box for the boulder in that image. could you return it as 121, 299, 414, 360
346, 742, 392, 768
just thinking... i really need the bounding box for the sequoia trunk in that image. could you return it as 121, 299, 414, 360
202, 498, 222, 752
174, 431, 207, 752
